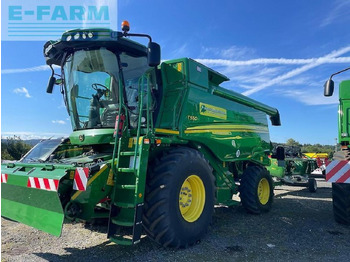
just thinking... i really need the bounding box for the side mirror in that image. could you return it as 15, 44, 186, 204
148, 42, 161, 67
324, 79, 334, 97
47, 76, 56, 93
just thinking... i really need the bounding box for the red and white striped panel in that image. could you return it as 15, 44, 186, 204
27, 177, 59, 191
73, 167, 89, 191
326, 160, 350, 183
1, 173, 8, 183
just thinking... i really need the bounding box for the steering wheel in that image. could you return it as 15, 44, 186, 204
91, 83, 109, 91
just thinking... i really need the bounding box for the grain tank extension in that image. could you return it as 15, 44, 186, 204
1, 22, 281, 247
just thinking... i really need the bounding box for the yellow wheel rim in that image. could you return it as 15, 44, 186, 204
257, 178, 270, 205
179, 175, 206, 222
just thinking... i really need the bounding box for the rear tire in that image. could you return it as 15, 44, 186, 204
332, 183, 350, 225
142, 147, 215, 248
308, 178, 317, 193
240, 165, 274, 214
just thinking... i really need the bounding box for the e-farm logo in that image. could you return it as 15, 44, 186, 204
1, 0, 118, 41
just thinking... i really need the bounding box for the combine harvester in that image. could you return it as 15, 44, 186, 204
324, 66, 350, 225
1, 22, 281, 247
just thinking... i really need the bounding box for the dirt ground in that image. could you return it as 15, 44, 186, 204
2, 179, 350, 262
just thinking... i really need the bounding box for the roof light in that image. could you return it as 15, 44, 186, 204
82, 33, 87, 39
88, 32, 94, 38
74, 33, 80, 40
121, 20, 130, 33
66, 35, 72, 41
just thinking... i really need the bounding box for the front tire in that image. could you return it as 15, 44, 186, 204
240, 165, 274, 214
143, 147, 215, 248
332, 183, 350, 225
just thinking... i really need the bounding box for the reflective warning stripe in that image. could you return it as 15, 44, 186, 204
326, 160, 350, 183
1, 173, 8, 183
27, 177, 59, 191
73, 167, 89, 191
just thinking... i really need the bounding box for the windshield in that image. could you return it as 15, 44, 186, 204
63, 48, 151, 131
64, 48, 120, 130
20, 139, 63, 163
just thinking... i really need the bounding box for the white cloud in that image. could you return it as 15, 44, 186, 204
200, 45, 256, 60
52, 120, 66, 125
274, 88, 339, 106
2, 64, 59, 74
242, 46, 350, 96
170, 43, 189, 58
196, 57, 350, 67
13, 87, 31, 98
321, 1, 350, 27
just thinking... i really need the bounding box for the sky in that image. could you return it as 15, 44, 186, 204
2, 0, 350, 145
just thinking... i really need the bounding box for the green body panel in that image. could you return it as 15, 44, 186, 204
266, 158, 284, 178
70, 129, 115, 146
339, 80, 350, 144
1, 163, 71, 236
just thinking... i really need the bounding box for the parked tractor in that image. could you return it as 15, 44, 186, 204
324, 66, 350, 225
267, 146, 318, 192
1, 22, 281, 247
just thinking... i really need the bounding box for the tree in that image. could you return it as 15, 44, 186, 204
286, 138, 302, 148
1, 136, 32, 160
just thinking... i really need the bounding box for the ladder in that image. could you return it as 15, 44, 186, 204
107, 72, 153, 245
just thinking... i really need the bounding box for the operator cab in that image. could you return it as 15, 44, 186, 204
44, 22, 161, 143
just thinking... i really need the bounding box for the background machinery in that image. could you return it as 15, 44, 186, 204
267, 146, 318, 192
324, 66, 350, 225
1, 22, 281, 247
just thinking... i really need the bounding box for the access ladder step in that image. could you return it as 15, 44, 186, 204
109, 235, 134, 246
118, 168, 137, 173
111, 218, 134, 227
114, 202, 136, 208
120, 151, 139, 156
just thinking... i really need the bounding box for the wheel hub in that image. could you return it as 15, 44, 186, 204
257, 178, 270, 205
179, 175, 205, 222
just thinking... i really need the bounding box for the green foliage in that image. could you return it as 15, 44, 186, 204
286, 138, 302, 147
1, 136, 32, 160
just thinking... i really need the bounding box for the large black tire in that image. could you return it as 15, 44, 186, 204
239, 165, 274, 214
142, 147, 215, 248
332, 183, 350, 225
308, 178, 317, 193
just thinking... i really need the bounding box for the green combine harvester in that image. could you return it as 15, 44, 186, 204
324, 67, 350, 225
1, 21, 281, 247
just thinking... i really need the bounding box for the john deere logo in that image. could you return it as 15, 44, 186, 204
199, 102, 227, 120
79, 134, 85, 142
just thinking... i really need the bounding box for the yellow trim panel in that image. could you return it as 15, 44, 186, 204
185, 124, 269, 134
155, 128, 180, 135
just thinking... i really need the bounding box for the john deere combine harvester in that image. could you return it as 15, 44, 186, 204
324, 67, 350, 225
1, 22, 281, 247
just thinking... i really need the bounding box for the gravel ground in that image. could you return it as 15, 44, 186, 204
2, 179, 350, 262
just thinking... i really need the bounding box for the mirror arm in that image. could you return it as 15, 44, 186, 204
330, 66, 350, 80
49, 65, 55, 77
